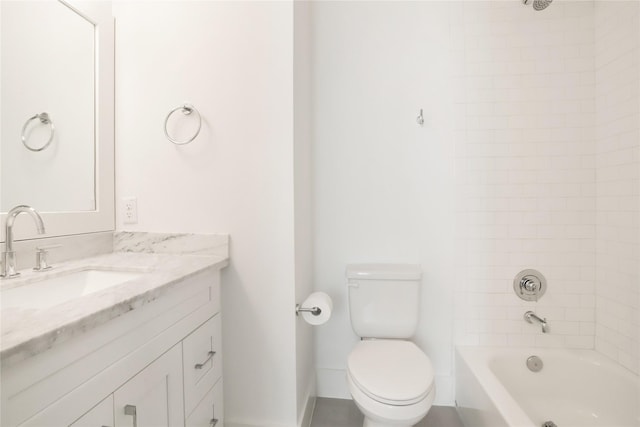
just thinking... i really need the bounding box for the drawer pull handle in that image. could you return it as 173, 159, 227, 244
195, 351, 216, 369
124, 404, 137, 427
210, 418, 219, 426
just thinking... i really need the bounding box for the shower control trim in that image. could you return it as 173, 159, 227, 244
513, 269, 547, 301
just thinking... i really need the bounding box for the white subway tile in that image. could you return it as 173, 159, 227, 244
453, 1, 637, 371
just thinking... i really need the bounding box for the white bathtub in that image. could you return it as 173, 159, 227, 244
455, 346, 640, 427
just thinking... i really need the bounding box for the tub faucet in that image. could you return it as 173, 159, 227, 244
524, 311, 549, 333
1, 205, 45, 278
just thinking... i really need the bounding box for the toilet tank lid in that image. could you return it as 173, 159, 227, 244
346, 264, 422, 280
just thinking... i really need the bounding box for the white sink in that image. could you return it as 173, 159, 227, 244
1, 269, 142, 310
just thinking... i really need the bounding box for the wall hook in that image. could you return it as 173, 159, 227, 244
416, 108, 424, 126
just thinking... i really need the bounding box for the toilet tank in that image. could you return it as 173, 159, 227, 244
346, 264, 422, 339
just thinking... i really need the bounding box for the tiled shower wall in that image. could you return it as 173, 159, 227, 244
453, 1, 598, 348
453, 0, 639, 375
594, 1, 639, 374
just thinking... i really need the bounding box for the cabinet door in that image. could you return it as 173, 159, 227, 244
17, 394, 114, 427
113, 344, 184, 427
185, 379, 223, 427
70, 395, 114, 427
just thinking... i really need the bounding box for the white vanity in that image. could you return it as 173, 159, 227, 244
0, 2, 230, 425
0, 234, 229, 427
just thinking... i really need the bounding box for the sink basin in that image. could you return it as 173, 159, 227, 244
1, 269, 142, 310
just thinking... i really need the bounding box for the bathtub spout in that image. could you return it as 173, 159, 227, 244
524, 311, 549, 333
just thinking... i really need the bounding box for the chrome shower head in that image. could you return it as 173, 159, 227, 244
522, 0, 553, 11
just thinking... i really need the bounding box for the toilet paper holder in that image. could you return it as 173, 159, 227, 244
295, 304, 322, 316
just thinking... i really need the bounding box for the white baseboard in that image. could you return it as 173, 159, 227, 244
226, 379, 317, 427
299, 394, 316, 427
298, 374, 317, 427
226, 421, 291, 427
316, 368, 351, 399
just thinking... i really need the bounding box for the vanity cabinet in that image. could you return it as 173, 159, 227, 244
186, 379, 224, 427
70, 396, 114, 427
113, 343, 184, 427
183, 314, 223, 418
1, 267, 224, 427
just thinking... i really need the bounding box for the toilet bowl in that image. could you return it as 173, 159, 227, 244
346, 264, 435, 427
347, 340, 435, 427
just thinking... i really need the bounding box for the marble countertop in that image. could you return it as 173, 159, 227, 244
0, 251, 228, 366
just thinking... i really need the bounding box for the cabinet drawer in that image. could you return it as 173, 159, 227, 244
183, 314, 222, 417
186, 379, 223, 427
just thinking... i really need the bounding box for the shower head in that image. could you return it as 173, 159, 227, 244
522, 0, 553, 11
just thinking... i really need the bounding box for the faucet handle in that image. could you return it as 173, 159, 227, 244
33, 244, 62, 272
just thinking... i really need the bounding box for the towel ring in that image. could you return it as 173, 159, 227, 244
164, 103, 201, 145
21, 112, 55, 152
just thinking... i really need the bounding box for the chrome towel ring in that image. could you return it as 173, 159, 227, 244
21, 112, 55, 152
164, 103, 201, 145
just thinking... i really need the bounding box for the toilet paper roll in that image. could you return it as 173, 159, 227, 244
301, 292, 333, 325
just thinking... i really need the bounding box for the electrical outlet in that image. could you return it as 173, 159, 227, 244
123, 197, 138, 224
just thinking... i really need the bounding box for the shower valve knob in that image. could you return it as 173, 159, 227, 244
513, 269, 547, 302
520, 277, 538, 293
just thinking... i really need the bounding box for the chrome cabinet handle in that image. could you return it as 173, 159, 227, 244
195, 351, 216, 369
210, 402, 219, 426
124, 404, 137, 427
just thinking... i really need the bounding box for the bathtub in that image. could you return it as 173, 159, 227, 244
455, 346, 640, 427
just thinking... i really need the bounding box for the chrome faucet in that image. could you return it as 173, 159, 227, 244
1, 205, 45, 278
524, 311, 549, 333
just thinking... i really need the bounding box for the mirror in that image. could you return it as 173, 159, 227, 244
0, 0, 114, 242
1, 0, 95, 212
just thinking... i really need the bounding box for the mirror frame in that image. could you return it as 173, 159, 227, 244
0, 0, 114, 243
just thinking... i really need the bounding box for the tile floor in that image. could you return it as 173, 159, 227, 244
310, 398, 464, 427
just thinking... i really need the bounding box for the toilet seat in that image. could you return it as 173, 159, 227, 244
347, 340, 434, 406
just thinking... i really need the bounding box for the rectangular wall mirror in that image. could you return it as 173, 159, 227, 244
0, 0, 114, 242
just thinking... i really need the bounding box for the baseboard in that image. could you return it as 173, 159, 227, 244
225, 408, 315, 427
226, 382, 316, 427
299, 394, 316, 427
316, 368, 351, 399
226, 421, 292, 427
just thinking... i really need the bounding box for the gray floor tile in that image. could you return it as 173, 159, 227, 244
310, 398, 464, 427
310, 397, 363, 427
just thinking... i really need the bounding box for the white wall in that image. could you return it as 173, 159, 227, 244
114, 2, 309, 426
294, 1, 316, 425
113, 1, 638, 422
311, 1, 457, 404
451, 0, 639, 376
452, 1, 598, 349
312, 0, 639, 406
594, 0, 639, 375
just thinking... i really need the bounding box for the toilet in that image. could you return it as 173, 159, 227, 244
346, 264, 435, 427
